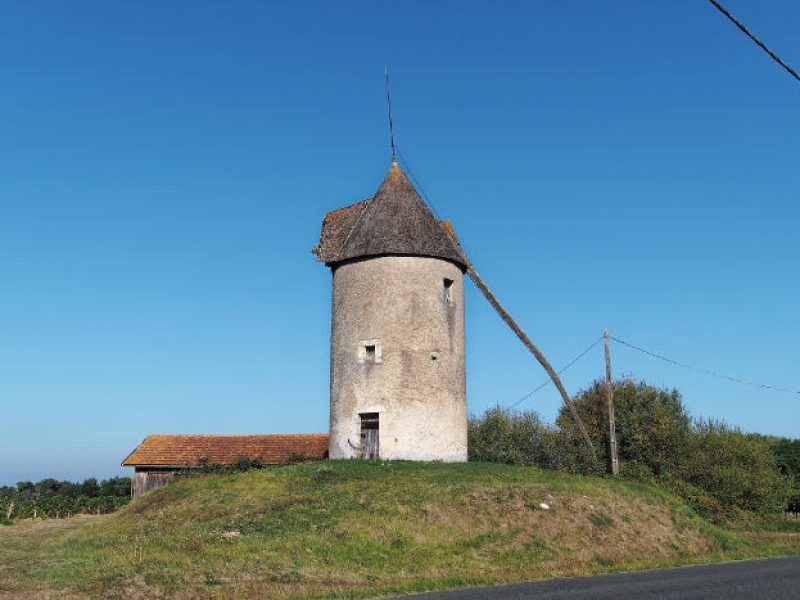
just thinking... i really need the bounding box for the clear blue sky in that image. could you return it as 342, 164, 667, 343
1, 1, 798, 485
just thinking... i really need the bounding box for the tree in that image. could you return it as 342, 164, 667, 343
33, 478, 61, 498
556, 380, 691, 478
80, 478, 100, 498
99, 477, 131, 497
16, 481, 34, 500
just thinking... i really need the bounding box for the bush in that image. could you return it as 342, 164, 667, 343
677, 421, 792, 518
666, 479, 726, 519
468, 407, 558, 468
770, 438, 800, 512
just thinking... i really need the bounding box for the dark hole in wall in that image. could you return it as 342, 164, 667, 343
360, 412, 379, 429
443, 278, 454, 304
365, 345, 376, 362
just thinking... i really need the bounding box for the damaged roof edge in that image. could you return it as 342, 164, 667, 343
314, 163, 466, 267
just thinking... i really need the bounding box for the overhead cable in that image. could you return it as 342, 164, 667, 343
610, 335, 800, 395
395, 146, 444, 221
706, 0, 800, 83
508, 335, 604, 409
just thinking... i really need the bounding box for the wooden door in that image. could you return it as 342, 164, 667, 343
359, 413, 379, 459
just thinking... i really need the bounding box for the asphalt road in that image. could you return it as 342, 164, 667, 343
404, 556, 800, 599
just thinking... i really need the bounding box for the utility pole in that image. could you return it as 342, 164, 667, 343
604, 330, 619, 476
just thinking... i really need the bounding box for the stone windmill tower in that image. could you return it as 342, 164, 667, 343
313, 159, 468, 462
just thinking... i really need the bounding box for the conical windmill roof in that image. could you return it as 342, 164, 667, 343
314, 161, 466, 268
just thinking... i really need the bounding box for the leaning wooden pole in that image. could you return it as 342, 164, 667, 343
465, 264, 597, 461
604, 330, 619, 476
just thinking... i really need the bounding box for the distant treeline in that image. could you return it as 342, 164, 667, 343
469, 379, 800, 521
0, 477, 131, 523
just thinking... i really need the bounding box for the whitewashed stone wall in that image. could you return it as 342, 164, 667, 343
329, 255, 467, 462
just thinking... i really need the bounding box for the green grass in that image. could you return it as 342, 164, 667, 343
0, 461, 798, 599
588, 512, 615, 529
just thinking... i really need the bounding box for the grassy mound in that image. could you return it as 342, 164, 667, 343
1, 461, 798, 598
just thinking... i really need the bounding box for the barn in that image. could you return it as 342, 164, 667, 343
122, 434, 329, 497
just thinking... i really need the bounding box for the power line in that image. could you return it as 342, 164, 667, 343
395, 145, 486, 266
508, 336, 604, 409
610, 335, 800, 395
706, 0, 800, 84
394, 146, 444, 221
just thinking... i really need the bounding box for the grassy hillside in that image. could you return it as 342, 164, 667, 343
1, 461, 798, 599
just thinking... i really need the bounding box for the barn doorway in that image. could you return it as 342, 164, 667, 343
359, 412, 379, 459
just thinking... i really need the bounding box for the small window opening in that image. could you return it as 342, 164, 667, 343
430, 352, 439, 361
444, 278, 454, 304
359, 339, 381, 364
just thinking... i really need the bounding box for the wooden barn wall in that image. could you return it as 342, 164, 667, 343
133, 469, 177, 497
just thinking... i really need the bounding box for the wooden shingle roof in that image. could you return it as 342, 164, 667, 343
122, 434, 329, 467
313, 161, 466, 268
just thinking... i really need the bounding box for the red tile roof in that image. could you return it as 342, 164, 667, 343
122, 434, 329, 467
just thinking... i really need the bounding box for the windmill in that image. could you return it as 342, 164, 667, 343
312, 76, 595, 462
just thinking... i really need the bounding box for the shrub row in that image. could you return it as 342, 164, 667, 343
468, 380, 796, 521
0, 495, 129, 522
